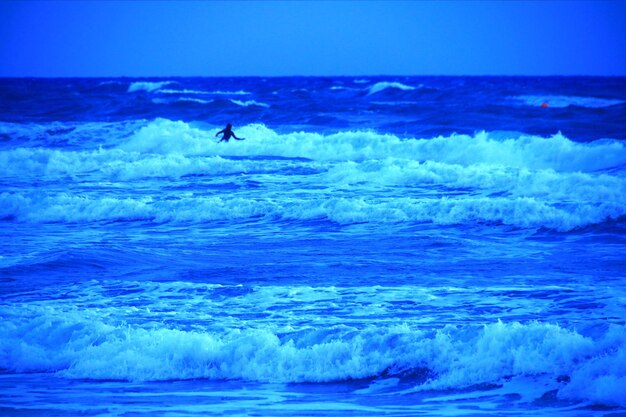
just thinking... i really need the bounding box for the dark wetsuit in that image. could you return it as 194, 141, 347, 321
216, 124, 244, 142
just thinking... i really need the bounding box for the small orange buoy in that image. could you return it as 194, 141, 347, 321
541, 102, 549, 108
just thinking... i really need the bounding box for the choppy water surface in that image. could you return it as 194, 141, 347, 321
1, 77, 625, 416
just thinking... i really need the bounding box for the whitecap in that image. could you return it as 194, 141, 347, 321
230, 99, 270, 108
368, 81, 416, 95
178, 97, 214, 104
127, 81, 176, 93
2, 309, 626, 408
209, 90, 251, 95
157, 89, 213, 95
2, 190, 624, 231
117, 119, 626, 172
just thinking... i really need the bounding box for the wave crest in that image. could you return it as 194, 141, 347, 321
2, 192, 624, 231
119, 119, 626, 172
128, 81, 176, 93
368, 81, 416, 95
1, 313, 624, 406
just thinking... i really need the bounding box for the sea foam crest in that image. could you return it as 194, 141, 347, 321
209, 90, 251, 95
178, 97, 214, 104
156, 89, 251, 96
127, 81, 176, 93
3, 147, 625, 208
2, 192, 624, 230
157, 89, 212, 95
230, 99, 270, 108
1, 313, 624, 406
0, 148, 259, 180
323, 159, 626, 202
368, 82, 416, 95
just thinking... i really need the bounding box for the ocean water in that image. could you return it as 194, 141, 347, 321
1, 76, 626, 416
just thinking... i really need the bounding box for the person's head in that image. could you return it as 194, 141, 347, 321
226, 123, 232, 129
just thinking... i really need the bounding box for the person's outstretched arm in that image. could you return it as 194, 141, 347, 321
215, 129, 225, 137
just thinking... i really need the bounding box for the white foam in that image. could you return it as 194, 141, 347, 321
156, 89, 208, 95
1, 311, 624, 406
127, 81, 175, 93
2, 191, 624, 230
209, 90, 251, 95
153, 97, 215, 105
97, 80, 125, 86
368, 82, 416, 95
230, 99, 270, 108
119, 120, 626, 172
322, 159, 626, 202
0, 144, 316, 181
330, 86, 360, 92
3, 120, 625, 230
178, 97, 214, 104
158, 89, 251, 95
0, 120, 148, 147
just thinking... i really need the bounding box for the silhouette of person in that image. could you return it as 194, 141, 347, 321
216, 124, 245, 142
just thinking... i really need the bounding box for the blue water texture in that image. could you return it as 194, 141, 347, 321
1, 77, 626, 416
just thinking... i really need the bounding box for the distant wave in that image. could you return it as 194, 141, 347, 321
230, 99, 270, 108
370, 101, 421, 106
178, 97, 214, 104
368, 82, 416, 95
152, 97, 215, 105
330, 86, 360, 92
97, 80, 126, 87
1, 310, 625, 406
127, 81, 176, 93
157, 89, 250, 96
514, 95, 625, 108
157, 89, 213, 95
209, 90, 251, 95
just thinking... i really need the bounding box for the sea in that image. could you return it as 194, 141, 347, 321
1, 76, 625, 416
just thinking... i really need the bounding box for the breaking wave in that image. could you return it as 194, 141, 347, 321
1, 192, 624, 231
115, 119, 626, 171
1, 310, 624, 406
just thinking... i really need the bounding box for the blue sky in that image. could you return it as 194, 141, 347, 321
1, 0, 625, 76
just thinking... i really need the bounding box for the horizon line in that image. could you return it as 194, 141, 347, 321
2, 74, 626, 79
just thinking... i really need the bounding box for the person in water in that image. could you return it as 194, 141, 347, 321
216, 124, 245, 142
